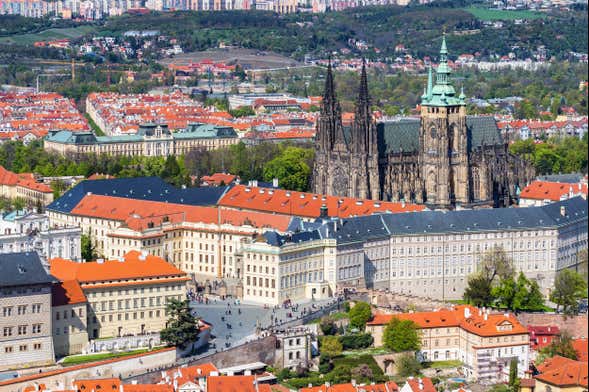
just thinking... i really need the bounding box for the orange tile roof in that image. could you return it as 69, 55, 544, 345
0, 165, 19, 185
164, 362, 218, 385
219, 185, 425, 219
52, 280, 87, 306
300, 383, 357, 392
573, 338, 588, 362
70, 194, 292, 232
368, 306, 528, 337
123, 385, 174, 392
535, 356, 588, 388
520, 180, 588, 201
50, 250, 187, 283
206, 375, 258, 392
366, 309, 459, 329
404, 377, 436, 392
73, 378, 121, 391
201, 173, 237, 186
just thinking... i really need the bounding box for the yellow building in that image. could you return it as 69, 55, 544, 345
50, 251, 189, 340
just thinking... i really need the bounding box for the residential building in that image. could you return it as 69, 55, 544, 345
44, 123, 239, 158
366, 306, 530, 383
51, 280, 89, 357
0, 210, 81, 263
528, 326, 560, 351
532, 355, 588, 392
519, 180, 588, 207
399, 377, 436, 392
0, 166, 54, 205
49, 251, 189, 339
0, 252, 55, 371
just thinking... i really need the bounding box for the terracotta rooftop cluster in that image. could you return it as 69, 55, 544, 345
0, 91, 89, 142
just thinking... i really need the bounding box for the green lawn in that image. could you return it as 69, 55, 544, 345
423, 359, 463, 369
60, 348, 150, 366
0, 25, 97, 45
342, 347, 392, 357
462, 6, 547, 21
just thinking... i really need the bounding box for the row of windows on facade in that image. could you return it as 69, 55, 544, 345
246, 276, 276, 288
87, 284, 183, 298
55, 308, 83, 320
390, 240, 555, 256
4, 343, 42, 353
246, 264, 276, 274
90, 295, 176, 311
246, 289, 275, 298
2, 303, 43, 316
0, 286, 44, 297
3, 324, 43, 336
279, 271, 324, 288
391, 231, 555, 243
88, 309, 164, 325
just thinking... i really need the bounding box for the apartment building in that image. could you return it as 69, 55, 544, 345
519, 180, 588, 207
44, 123, 239, 158
51, 280, 89, 357
366, 305, 530, 383
0, 210, 81, 263
49, 251, 189, 339
0, 252, 55, 371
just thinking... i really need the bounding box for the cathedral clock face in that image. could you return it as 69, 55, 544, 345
430, 127, 437, 139
332, 165, 349, 197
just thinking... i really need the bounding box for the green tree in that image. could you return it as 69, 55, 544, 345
397, 353, 422, 377
160, 298, 200, 350
492, 272, 545, 312
12, 197, 25, 211
348, 302, 372, 330
319, 316, 337, 336
81, 231, 97, 261
464, 274, 494, 307
537, 331, 578, 364
263, 146, 314, 191
51, 179, 68, 200
382, 317, 421, 352
550, 269, 588, 316
508, 358, 519, 391
320, 335, 343, 357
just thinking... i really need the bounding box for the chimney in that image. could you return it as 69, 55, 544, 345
560, 206, 566, 216
97, 258, 104, 264
478, 308, 482, 316
319, 204, 328, 218
418, 378, 424, 390
272, 178, 279, 188
484, 313, 488, 321
464, 307, 471, 319
139, 250, 148, 261
351, 379, 356, 386
244, 370, 252, 376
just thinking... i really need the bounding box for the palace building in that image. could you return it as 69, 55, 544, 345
312, 35, 534, 209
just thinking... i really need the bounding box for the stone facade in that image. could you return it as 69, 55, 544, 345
0, 253, 55, 371
313, 37, 534, 209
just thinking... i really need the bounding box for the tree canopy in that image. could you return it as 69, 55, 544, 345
160, 298, 200, 350
320, 335, 343, 358
348, 302, 373, 330
382, 317, 421, 352
550, 269, 588, 316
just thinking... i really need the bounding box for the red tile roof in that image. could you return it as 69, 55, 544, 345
52, 280, 87, 306
520, 180, 587, 201
70, 194, 292, 232
206, 375, 258, 392
404, 377, 436, 392
535, 356, 588, 388
300, 382, 399, 392
201, 173, 237, 186
573, 338, 588, 362
527, 325, 560, 336
367, 306, 528, 337
219, 185, 425, 219
50, 250, 187, 283
163, 362, 218, 385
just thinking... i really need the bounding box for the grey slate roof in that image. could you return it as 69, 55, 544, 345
376, 116, 504, 154
268, 197, 587, 247
0, 252, 55, 288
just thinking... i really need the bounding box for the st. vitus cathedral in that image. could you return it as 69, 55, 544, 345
312, 35, 534, 208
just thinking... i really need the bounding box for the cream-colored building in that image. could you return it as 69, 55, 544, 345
0, 166, 53, 206
366, 305, 530, 383
47, 193, 293, 281
44, 123, 239, 158
0, 252, 55, 371
51, 280, 89, 357
50, 251, 189, 339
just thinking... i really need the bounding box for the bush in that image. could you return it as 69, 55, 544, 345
319, 355, 334, 373
348, 302, 372, 330
397, 353, 422, 377
320, 335, 343, 357
339, 333, 374, 350
320, 316, 337, 335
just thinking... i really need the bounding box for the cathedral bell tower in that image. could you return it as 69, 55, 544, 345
419, 33, 468, 208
